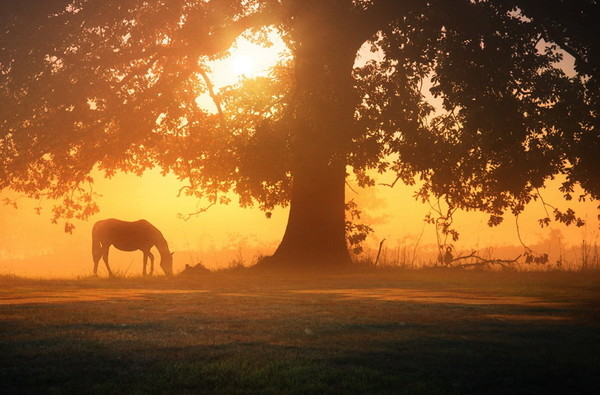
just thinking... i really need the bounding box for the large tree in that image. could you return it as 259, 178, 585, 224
1, 0, 598, 269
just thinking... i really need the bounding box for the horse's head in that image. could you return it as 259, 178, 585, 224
161, 252, 174, 276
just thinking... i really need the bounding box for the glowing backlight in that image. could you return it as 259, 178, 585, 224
230, 53, 256, 77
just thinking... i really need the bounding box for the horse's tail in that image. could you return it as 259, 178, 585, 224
91, 222, 102, 264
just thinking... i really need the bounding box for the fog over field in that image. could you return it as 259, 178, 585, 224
1, 171, 597, 278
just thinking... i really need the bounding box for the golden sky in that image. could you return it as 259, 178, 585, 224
1, 166, 596, 277
1, 32, 597, 277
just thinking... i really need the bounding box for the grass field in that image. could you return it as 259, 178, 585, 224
1, 269, 599, 394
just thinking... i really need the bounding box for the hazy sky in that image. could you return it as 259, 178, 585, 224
1, 165, 596, 277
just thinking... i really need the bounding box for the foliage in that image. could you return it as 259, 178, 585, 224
352, 1, 599, 231
345, 199, 374, 254
1, 0, 598, 241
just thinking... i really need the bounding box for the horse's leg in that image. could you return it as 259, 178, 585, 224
93, 246, 101, 276
148, 251, 155, 276
143, 252, 148, 276
92, 238, 103, 275
102, 245, 114, 277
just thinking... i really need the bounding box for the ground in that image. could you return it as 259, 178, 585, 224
1, 269, 599, 394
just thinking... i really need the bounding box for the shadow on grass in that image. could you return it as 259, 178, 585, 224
2, 319, 599, 394
329, 324, 600, 394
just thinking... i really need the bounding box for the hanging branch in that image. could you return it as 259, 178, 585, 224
177, 202, 216, 221
379, 175, 401, 188
345, 180, 359, 194
515, 214, 533, 252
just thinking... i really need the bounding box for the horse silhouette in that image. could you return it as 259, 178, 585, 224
92, 219, 173, 277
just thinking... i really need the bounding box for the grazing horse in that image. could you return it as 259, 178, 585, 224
92, 219, 173, 277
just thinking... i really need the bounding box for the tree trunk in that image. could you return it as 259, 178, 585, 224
257, 5, 365, 271
269, 153, 350, 269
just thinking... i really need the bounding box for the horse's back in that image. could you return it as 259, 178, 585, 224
94, 218, 153, 231
92, 219, 160, 251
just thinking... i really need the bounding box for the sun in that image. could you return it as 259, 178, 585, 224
205, 29, 291, 88
196, 31, 290, 111
230, 53, 256, 78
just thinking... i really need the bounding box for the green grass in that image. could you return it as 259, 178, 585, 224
1, 269, 599, 394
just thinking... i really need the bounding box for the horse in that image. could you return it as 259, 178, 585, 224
91, 219, 173, 277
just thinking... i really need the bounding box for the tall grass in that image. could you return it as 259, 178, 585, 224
353, 239, 600, 272
576, 239, 600, 271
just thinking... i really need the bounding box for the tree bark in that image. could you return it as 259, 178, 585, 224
269, 154, 350, 268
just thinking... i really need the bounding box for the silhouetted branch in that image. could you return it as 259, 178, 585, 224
535, 188, 554, 217
411, 222, 426, 267
345, 181, 359, 194
178, 202, 216, 221
379, 175, 401, 188
448, 251, 523, 269
116, 7, 286, 98
198, 68, 225, 122
116, 52, 161, 90
187, 6, 285, 57
515, 214, 542, 256
177, 185, 192, 198
534, 22, 595, 76
375, 238, 386, 266
361, 0, 423, 39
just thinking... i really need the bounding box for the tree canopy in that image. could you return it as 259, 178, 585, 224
1, 0, 598, 268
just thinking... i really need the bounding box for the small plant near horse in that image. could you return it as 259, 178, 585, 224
180, 263, 212, 276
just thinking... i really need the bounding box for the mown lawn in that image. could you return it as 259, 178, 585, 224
1, 269, 599, 394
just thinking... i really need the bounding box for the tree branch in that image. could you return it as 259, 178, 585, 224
447, 251, 523, 269
116, 6, 286, 95
115, 52, 161, 91
178, 202, 216, 221
375, 238, 386, 265
379, 175, 401, 188
190, 6, 285, 58
198, 68, 225, 122
360, 0, 425, 39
